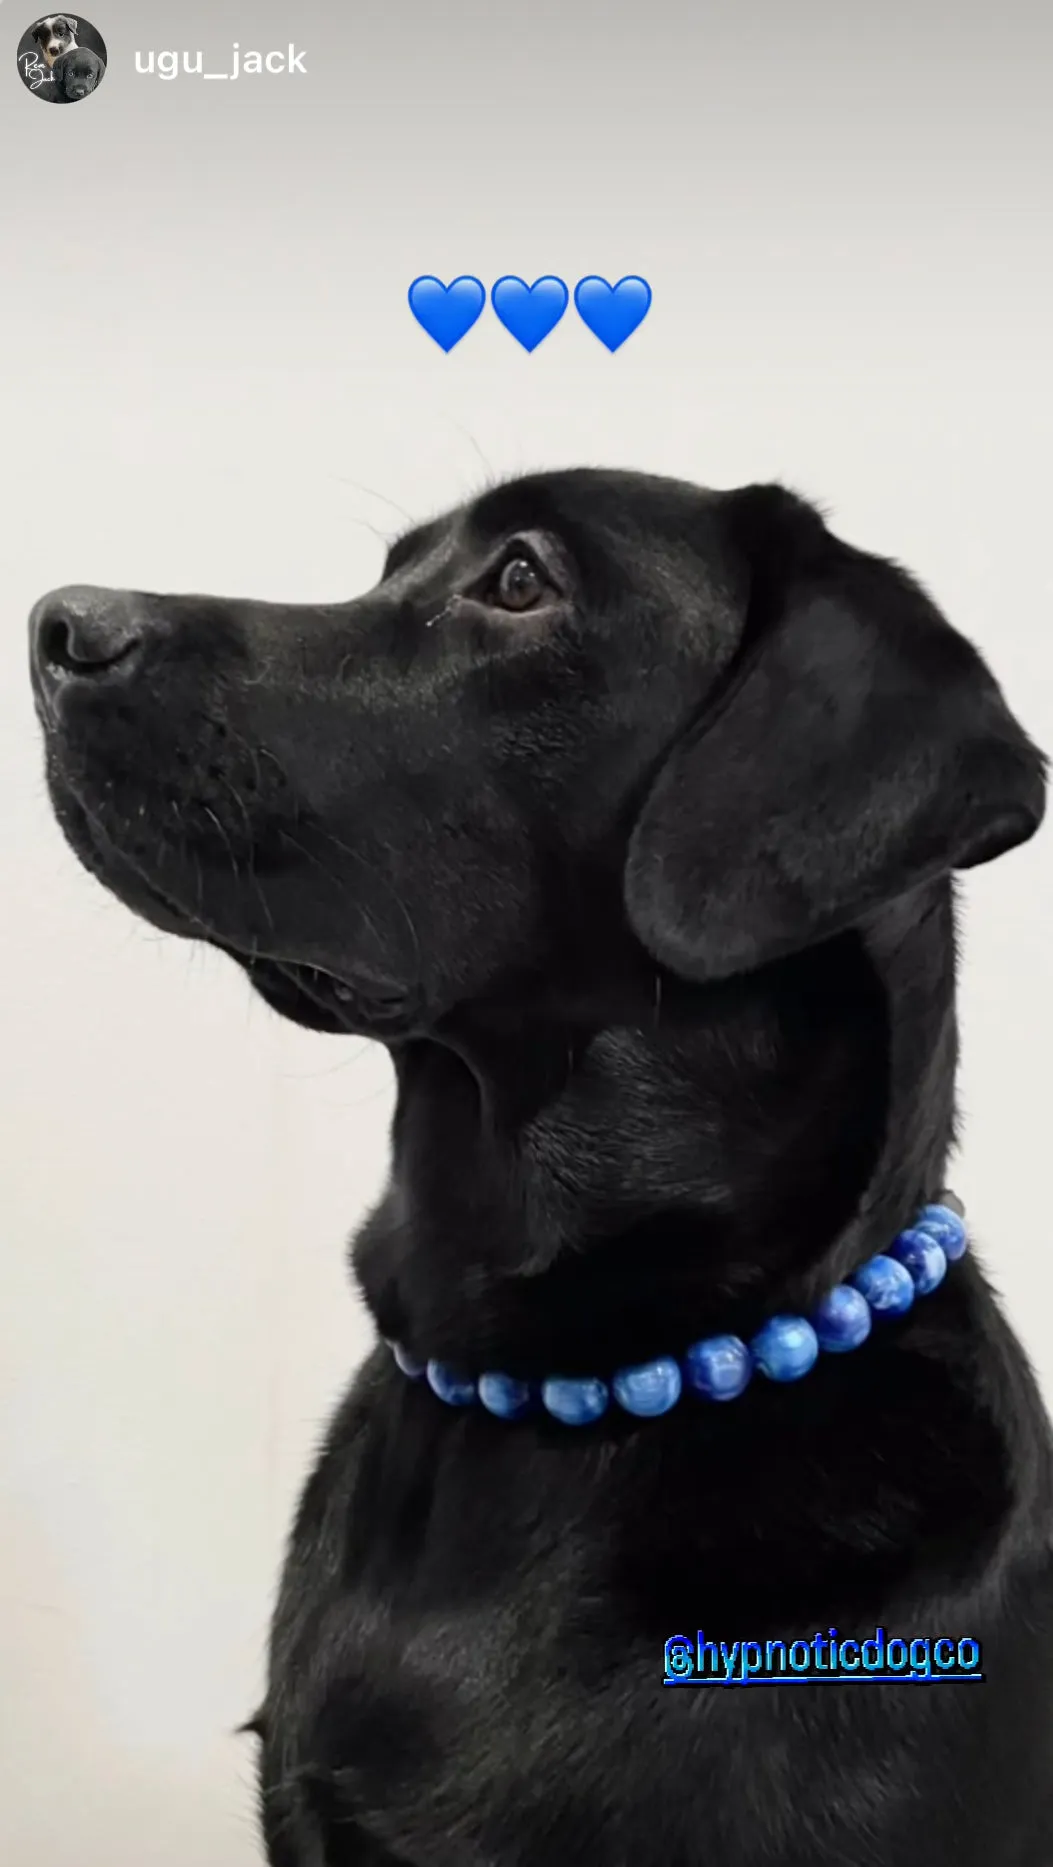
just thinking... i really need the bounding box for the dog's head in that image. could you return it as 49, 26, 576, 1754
33, 15, 78, 66
29, 471, 1046, 1039
51, 45, 101, 99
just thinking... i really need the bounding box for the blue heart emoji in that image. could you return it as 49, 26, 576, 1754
490, 275, 569, 352
408, 275, 486, 352
574, 276, 652, 351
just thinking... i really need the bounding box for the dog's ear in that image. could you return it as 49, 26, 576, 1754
624, 484, 1047, 983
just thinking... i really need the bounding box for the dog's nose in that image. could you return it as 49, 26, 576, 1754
30, 585, 145, 703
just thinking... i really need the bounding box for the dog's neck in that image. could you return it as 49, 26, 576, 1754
353, 885, 959, 1377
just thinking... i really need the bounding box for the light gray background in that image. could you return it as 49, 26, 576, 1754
1, 2, 1051, 1861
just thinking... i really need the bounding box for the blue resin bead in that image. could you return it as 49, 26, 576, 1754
891, 1228, 948, 1295
426, 1361, 477, 1407
915, 1203, 968, 1261
541, 1375, 609, 1426
812, 1285, 872, 1354
612, 1356, 683, 1418
852, 1254, 915, 1317
391, 1342, 425, 1379
683, 1334, 753, 1401
750, 1315, 819, 1383
478, 1372, 534, 1420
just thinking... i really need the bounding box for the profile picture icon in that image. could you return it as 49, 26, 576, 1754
16, 15, 107, 103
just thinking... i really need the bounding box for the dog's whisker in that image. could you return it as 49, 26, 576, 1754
446, 420, 497, 489
313, 823, 423, 972
212, 766, 278, 940
202, 804, 242, 882
275, 829, 391, 966
327, 474, 414, 526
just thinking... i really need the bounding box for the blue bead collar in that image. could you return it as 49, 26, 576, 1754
387, 1200, 968, 1427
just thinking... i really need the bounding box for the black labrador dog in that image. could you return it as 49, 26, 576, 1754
49, 45, 104, 101
29, 470, 1053, 1865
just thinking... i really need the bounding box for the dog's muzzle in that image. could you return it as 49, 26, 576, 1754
30, 585, 147, 719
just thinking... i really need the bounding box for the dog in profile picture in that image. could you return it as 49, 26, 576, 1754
18, 13, 107, 102
52, 44, 103, 98
32, 14, 79, 65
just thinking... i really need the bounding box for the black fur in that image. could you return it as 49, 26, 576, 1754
50, 46, 103, 100
29, 470, 1053, 1863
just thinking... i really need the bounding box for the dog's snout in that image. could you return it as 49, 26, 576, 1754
30, 586, 145, 701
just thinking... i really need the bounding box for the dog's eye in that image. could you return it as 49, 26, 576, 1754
494, 556, 545, 612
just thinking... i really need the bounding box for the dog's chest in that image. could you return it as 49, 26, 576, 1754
256, 1374, 587, 1852
261, 1521, 603, 1864
260, 1380, 870, 1864
256, 1353, 1053, 1867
